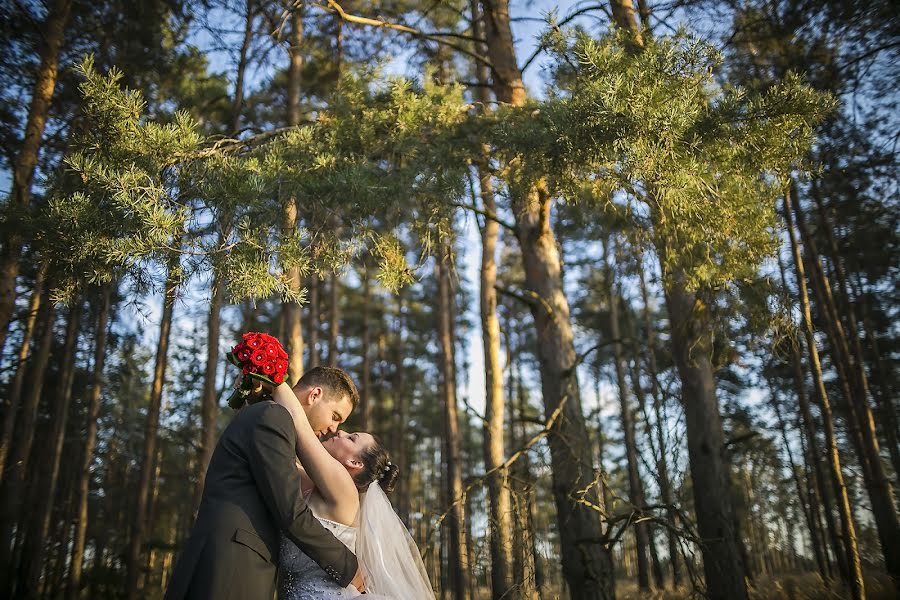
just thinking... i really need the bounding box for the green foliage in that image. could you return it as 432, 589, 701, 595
491, 30, 833, 290
43, 58, 471, 302
42, 56, 196, 300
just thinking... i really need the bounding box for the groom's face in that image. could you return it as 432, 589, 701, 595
297, 385, 353, 438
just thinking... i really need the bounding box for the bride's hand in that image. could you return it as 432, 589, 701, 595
250, 379, 277, 395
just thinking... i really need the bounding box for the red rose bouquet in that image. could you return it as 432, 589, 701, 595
226, 332, 290, 409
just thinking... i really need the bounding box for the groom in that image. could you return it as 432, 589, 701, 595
164, 366, 365, 599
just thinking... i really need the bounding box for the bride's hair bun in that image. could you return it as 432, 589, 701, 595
355, 434, 400, 493
379, 462, 400, 494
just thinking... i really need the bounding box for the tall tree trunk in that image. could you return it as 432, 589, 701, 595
0, 0, 73, 352
0, 261, 48, 484
478, 170, 515, 600
360, 267, 371, 430
770, 390, 829, 581
281, 2, 305, 383
811, 186, 900, 479
626, 359, 666, 589
391, 291, 410, 523
0, 295, 55, 586
603, 237, 652, 591
230, 0, 255, 134
67, 285, 112, 600
480, 3, 615, 595
793, 191, 900, 587
193, 267, 224, 517
605, 3, 749, 596
435, 242, 471, 600
18, 299, 82, 597
327, 271, 340, 366
777, 251, 846, 581
470, 2, 514, 596
662, 274, 749, 600
125, 253, 179, 599
636, 256, 681, 586
783, 191, 864, 600
510, 354, 540, 600
308, 273, 320, 368
609, 0, 644, 48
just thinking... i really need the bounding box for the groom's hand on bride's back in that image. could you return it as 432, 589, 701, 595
351, 564, 366, 593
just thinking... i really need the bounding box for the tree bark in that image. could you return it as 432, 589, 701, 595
0, 261, 47, 484
0, 294, 55, 586
282, 2, 305, 383
230, 0, 255, 134
308, 273, 321, 367
17, 299, 82, 597
794, 191, 900, 588
67, 285, 113, 600
777, 251, 846, 581
770, 390, 829, 581
603, 237, 652, 591
783, 191, 864, 600
470, 3, 514, 596
0, 0, 73, 353
609, 0, 644, 47
605, 3, 748, 595
192, 266, 224, 518
435, 242, 472, 600
811, 186, 900, 480
391, 291, 410, 523
327, 271, 340, 366
125, 253, 179, 599
662, 274, 750, 600
510, 354, 540, 600
360, 267, 371, 430
636, 256, 681, 586
480, 3, 615, 595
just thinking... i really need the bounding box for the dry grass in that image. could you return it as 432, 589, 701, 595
616, 571, 895, 600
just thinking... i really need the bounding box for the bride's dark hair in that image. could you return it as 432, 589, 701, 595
354, 436, 399, 493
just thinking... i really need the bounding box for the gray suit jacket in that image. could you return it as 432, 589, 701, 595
164, 401, 358, 599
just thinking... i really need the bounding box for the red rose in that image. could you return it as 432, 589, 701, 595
242, 364, 252, 374
262, 361, 276, 375
275, 359, 288, 375
246, 336, 263, 349
251, 351, 266, 366
237, 348, 252, 362
264, 343, 278, 358
242, 332, 258, 340
273, 372, 285, 384
277, 346, 288, 360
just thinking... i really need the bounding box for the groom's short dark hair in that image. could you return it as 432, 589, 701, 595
296, 366, 359, 410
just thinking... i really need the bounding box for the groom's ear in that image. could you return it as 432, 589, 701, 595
297, 385, 322, 407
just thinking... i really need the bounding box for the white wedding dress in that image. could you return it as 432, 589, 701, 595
278, 484, 436, 600
278, 512, 360, 599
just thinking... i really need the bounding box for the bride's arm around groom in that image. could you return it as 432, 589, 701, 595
164, 399, 362, 600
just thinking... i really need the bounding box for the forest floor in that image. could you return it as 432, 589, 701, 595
615, 571, 895, 599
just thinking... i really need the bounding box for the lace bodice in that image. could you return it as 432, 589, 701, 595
278, 513, 359, 600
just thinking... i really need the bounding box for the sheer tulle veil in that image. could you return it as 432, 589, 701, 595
353, 482, 436, 599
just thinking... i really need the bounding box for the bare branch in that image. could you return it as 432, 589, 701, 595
450, 202, 517, 233
313, 0, 494, 69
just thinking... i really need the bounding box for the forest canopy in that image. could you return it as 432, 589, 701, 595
0, 1, 897, 599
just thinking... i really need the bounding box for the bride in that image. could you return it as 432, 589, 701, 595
265, 380, 435, 599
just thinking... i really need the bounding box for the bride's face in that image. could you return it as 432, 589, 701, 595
324, 430, 376, 467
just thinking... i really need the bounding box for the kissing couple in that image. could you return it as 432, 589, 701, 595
164, 360, 434, 599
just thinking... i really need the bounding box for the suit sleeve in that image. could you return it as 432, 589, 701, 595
246, 403, 358, 587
